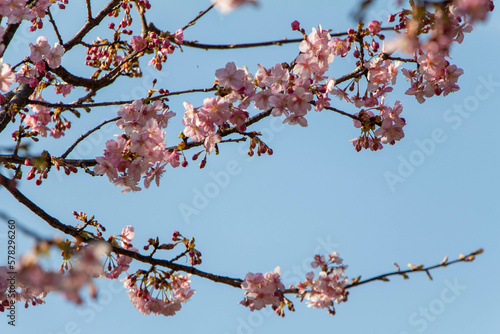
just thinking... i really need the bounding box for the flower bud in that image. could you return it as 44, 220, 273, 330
291, 20, 300, 31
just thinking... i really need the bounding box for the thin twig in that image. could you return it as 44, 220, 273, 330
0, 172, 244, 288
179, 27, 395, 51
132, 0, 149, 37
47, 7, 64, 46
0, 212, 46, 242
85, 0, 93, 21
61, 117, 119, 159
0, 172, 483, 293
345, 250, 483, 289
64, 0, 121, 52
181, 4, 215, 31
26, 86, 218, 109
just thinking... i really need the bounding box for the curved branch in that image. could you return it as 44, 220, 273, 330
61, 117, 120, 159
181, 4, 215, 32
47, 7, 64, 46
0, 172, 243, 288
63, 0, 122, 52
0, 172, 483, 294
25, 86, 218, 109
178, 27, 396, 51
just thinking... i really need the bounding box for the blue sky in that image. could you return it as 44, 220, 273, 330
1, 1, 499, 333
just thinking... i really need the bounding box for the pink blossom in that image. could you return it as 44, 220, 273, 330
174, 29, 183, 44
46, 43, 65, 68
368, 20, 381, 34
240, 267, 285, 312
199, 96, 230, 125
252, 89, 273, 110
122, 273, 194, 317
29, 36, 50, 63
374, 117, 406, 144
97, 100, 175, 192
269, 93, 289, 117
417, 51, 447, 82
262, 64, 289, 93
0, 266, 9, 301
228, 108, 249, 132
283, 111, 308, 127
364, 57, 396, 92
314, 96, 330, 111
212, 0, 258, 14
24, 104, 51, 137
204, 133, 221, 153
144, 162, 167, 188
130, 36, 147, 51
442, 64, 463, 96
0, 59, 15, 92
183, 122, 206, 143
94, 156, 118, 181
451, 0, 494, 22
293, 53, 320, 78
294, 252, 349, 314
215, 62, 246, 91
164, 150, 180, 168
328, 38, 349, 57
121, 225, 135, 247
287, 87, 312, 114
31, 0, 50, 18
54, 83, 74, 97
254, 64, 270, 88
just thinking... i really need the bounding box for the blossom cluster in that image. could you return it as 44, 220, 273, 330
17, 35, 67, 139
94, 100, 178, 192
23, 102, 68, 139
181, 23, 406, 153
105, 225, 138, 279
0, 221, 197, 317
28, 36, 65, 70
0, 0, 65, 34
179, 1, 493, 155
294, 252, 349, 315
122, 272, 195, 317
239, 266, 287, 313
0, 242, 110, 311
117, 228, 197, 316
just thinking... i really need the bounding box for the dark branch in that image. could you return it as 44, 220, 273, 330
64, 0, 121, 52
0, 172, 243, 288
181, 4, 215, 31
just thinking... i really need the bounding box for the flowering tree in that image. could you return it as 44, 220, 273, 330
0, 0, 494, 326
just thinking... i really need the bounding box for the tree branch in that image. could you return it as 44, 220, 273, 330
181, 4, 215, 32
85, 0, 93, 21
47, 7, 64, 46
0, 171, 483, 295
63, 0, 121, 52
60, 117, 120, 159
178, 27, 395, 51
0, 172, 243, 288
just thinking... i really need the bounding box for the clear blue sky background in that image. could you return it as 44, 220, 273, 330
1, 1, 499, 333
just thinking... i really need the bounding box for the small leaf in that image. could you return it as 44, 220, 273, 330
440, 256, 448, 265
